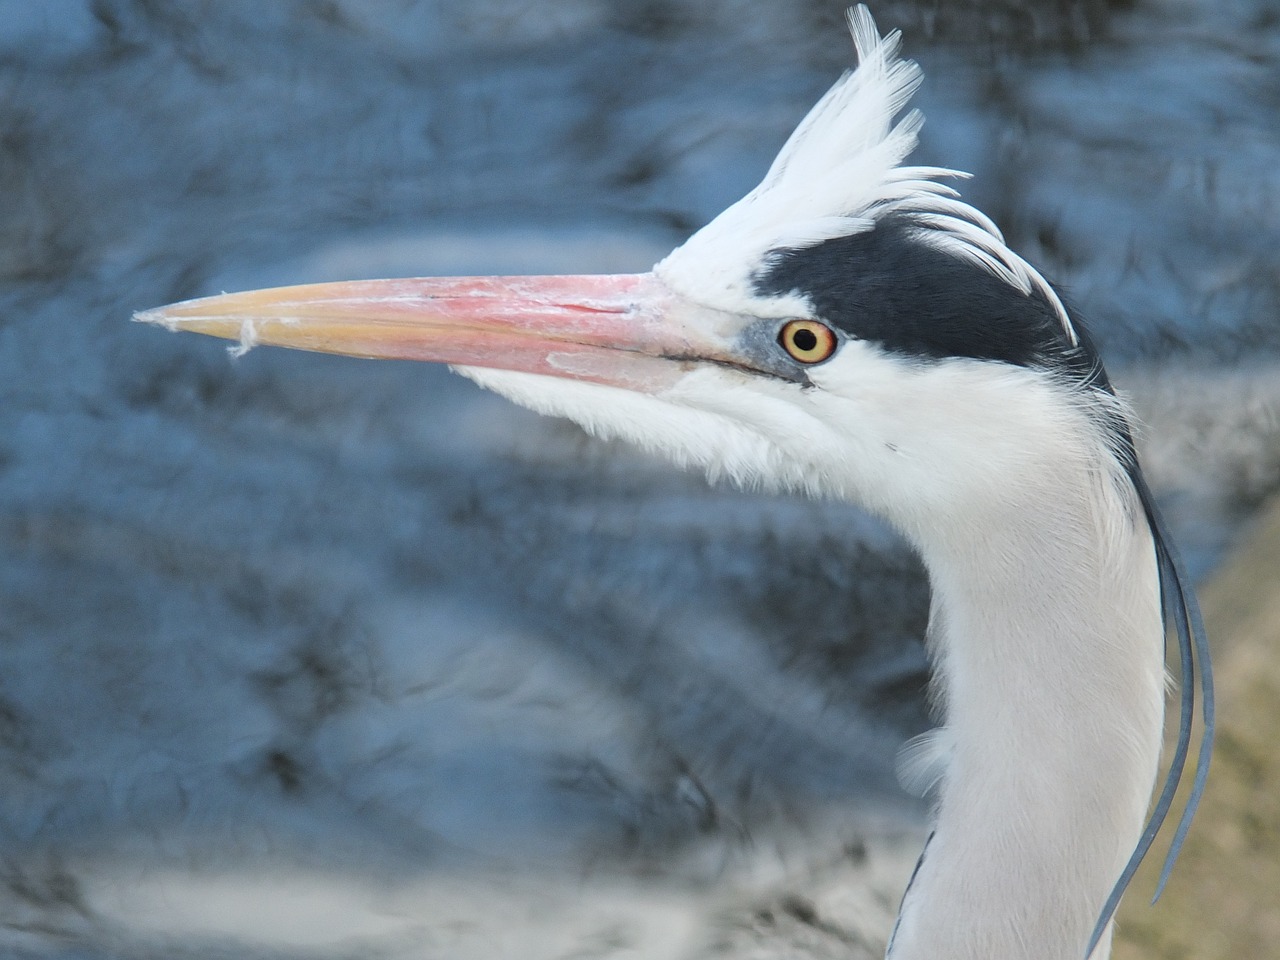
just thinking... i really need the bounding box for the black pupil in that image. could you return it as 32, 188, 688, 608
791, 327, 818, 352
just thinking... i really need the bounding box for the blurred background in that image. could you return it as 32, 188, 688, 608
0, 0, 1277, 957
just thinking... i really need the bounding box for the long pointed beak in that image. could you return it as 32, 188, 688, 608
135, 272, 718, 392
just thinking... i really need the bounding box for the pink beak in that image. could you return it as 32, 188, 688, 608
135, 272, 729, 393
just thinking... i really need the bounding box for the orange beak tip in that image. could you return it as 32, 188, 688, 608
134, 305, 267, 358
132, 307, 173, 329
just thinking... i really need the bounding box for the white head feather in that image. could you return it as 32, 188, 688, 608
656, 6, 1076, 343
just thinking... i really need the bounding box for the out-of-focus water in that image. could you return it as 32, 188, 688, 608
0, 1, 1277, 957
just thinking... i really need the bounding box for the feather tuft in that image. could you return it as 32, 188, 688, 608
657, 5, 1077, 347
896, 727, 954, 798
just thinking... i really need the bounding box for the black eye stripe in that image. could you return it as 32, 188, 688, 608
754, 215, 1090, 374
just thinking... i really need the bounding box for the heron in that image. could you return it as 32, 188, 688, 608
137, 7, 1213, 959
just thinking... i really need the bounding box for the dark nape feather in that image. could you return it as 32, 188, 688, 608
1085, 468, 1215, 958
886, 829, 935, 956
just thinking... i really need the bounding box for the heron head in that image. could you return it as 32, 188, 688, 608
135, 7, 1111, 529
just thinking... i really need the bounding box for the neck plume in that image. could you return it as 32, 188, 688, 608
885, 399, 1166, 960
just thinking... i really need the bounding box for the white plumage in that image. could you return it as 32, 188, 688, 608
657, 7, 1074, 341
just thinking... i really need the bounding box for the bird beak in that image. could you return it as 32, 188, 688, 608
135, 273, 721, 393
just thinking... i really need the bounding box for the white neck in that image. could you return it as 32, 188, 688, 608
886, 449, 1166, 960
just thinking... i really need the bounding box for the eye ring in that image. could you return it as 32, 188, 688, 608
778, 319, 838, 364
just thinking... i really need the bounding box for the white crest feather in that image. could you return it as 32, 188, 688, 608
656, 5, 1078, 345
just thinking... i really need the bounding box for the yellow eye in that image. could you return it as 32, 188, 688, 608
778, 319, 838, 364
